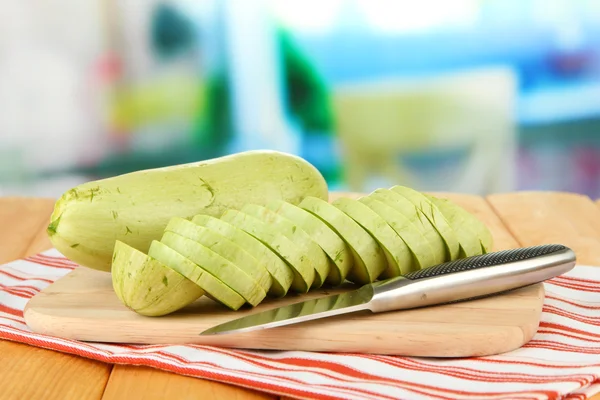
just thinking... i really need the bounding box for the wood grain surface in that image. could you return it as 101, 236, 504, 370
2, 191, 600, 400
487, 191, 600, 265
0, 197, 113, 400
102, 365, 276, 400
23, 264, 545, 357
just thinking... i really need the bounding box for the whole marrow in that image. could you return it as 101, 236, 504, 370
47, 150, 329, 272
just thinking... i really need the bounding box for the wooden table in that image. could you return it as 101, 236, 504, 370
2, 191, 600, 400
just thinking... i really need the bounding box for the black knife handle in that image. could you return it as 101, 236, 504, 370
369, 244, 576, 313
404, 244, 570, 280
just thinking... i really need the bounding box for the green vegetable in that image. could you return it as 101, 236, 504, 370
164, 217, 272, 294
299, 196, 387, 285
390, 185, 461, 261
160, 231, 267, 306
367, 189, 446, 266
111, 240, 204, 316
147, 240, 246, 310
97, 153, 495, 317
47, 150, 329, 272
426, 196, 483, 257
265, 199, 352, 286
427, 195, 493, 254
191, 214, 293, 298
358, 197, 432, 271
241, 203, 330, 289
332, 197, 413, 278
220, 209, 315, 293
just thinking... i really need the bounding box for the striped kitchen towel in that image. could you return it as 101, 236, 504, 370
2, 248, 600, 400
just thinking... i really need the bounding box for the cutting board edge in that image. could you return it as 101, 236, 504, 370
22, 304, 543, 358
22, 268, 546, 358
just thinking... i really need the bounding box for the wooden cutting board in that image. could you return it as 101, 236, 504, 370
24, 266, 545, 357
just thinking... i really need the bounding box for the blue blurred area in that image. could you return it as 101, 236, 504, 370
273, 0, 600, 195
286, 1, 600, 122
1, 0, 599, 198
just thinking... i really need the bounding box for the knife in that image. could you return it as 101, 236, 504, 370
200, 244, 576, 336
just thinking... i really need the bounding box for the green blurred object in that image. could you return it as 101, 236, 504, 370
191, 27, 339, 183
109, 75, 206, 132
196, 27, 335, 143
151, 2, 195, 60
278, 30, 334, 134
190, 70, 232, 151
79, 18, 338, 182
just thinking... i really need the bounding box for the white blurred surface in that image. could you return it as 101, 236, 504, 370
0, 0, 107, 179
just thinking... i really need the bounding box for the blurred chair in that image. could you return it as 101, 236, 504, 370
330, 66, 518, 195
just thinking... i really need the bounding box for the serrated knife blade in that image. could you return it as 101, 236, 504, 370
200, 244, 576, 336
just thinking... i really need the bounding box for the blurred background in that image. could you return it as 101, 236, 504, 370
1, 0, 599, 198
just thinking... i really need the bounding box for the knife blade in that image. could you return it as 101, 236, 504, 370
200, 244, 576, 336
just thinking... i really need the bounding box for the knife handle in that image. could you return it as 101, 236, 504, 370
369, 244, 576, 313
